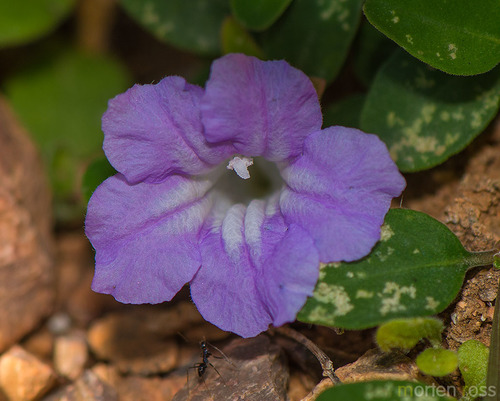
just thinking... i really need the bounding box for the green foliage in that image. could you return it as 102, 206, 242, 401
82, 158, 116, 203
120, 0, 230, 55
0, 0, 74, 48
322, 94, 365, 129
360, 50, 500, 172
230, 0, 292, 31
258, 0, 364, 82
221, 17, 264, 58
376, 317, 443, 352
363, 0, 500, 76
458, 340, 489, 400
416, 348, 458, 377
316, 380, 453, 400
4, 49, 129, 221
298, 209, 494, 329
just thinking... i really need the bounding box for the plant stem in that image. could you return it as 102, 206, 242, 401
465, 250, 499, 269
271, 326, 341, 384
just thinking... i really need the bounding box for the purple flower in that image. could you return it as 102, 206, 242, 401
85, 54, 406, 338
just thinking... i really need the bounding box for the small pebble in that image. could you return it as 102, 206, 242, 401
0, 345, 56, 401
53, 331, 88, 380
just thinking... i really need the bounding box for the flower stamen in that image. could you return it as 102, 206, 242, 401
227, 156, 254, 180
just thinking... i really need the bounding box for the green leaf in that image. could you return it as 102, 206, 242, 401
416, 348, 458, 377
363, 0, 500, 76
221, 17, 264, 58
353, 20, 398, 87
316, 380, 453, 400
260, 0, 364, 82
0, 0, 75, 48
230, 0, 292, 31
360, 49, 500, 172
120, 0, 229, 55
4, 49, 129, 220
376, 317, 443, 352
298, 209, 493, 329
82, 158, 116, 203
459, 340, 489, 400
322, 94, 365, 129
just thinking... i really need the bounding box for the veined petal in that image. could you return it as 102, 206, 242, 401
280, 127, 406, 263
201, 53, 322, 161
190, 198, 319, 337
102, 76, 232, 184
85, 173, 215, 303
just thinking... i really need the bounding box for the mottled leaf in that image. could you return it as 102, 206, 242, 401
221, 17, 264, 58
120, 0, 230, 55
416, 348, 458, 377
360, 49, 500, 172
316, 380, 452, 400
363, 0, 500, 75
298, 209, 495, 329
230, 0, 292, 31
0, 0, 74, 48
376, 317, 443, 352
260, 0, 364, 82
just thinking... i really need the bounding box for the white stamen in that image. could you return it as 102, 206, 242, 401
227, 156, 254, 180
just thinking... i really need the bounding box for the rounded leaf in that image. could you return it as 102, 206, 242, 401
364, 0, 500, 75
361, 49, 500, 172
416, 348, 458, 377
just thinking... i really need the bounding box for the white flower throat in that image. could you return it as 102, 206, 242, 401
227, 156, 254, 180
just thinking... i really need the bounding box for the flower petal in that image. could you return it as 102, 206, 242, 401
85, 173, 215, 303
201, 53, 322, 161
190, 198, 319, 337
103, 76, 232, 184
280, 126, 406, 262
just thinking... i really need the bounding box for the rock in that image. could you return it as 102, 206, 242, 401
42, 370, 117, 401
53, 331, 88, 380
21, 327, 54, 362
0, 96, 55, 351
87, 313, 179, 375
173, 335, 289, 401
0, 345, 57, 401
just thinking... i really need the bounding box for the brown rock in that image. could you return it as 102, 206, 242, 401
173, 335, 289, 401
53, 331, 88, 380
42, 370, 117, 401
87, 310, 184, 375
0, 345, 57, 401
0, 96, 55, 351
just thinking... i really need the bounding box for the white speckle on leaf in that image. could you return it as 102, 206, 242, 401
412, 248, 420, 254
380, 224, 395, 242
308, 305, 330, 322
356, 289, 374, 299
143, 3, 159, 24
379, 282, 416, 315
405, 34, 413, 45
426, 296, 440, 310
346, 271, 354, 278
313, 283, 353, 316
392, 16, 400, 23
448, 43, 457, 60
440, 111, 450, 121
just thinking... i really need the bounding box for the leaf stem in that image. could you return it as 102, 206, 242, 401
465, 250, 499, 269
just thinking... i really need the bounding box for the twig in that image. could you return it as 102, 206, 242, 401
271, 326, 341, 384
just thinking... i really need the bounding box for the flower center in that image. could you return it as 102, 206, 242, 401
227, 156, 254, 180
215, 156, 282, 204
